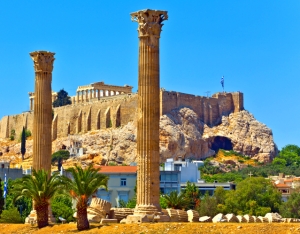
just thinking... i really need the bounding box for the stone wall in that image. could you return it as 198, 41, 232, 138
0, 90, 243, 140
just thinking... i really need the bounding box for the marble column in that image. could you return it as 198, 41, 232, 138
30, 51, 55, 173
131, 9, 168, 215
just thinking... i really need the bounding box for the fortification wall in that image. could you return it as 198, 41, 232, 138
161, 91, 243, 126
0, 90, 243, 140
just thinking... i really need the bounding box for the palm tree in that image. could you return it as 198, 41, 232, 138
162, 191, 190, 210
12, 169, 66, 228
65, 164, 108, 231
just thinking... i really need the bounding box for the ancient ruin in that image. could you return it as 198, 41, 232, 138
30, 51, 55, 173
131, 9, 168, 216
28, 81, 133, 109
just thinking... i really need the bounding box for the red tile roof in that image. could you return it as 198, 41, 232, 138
94, 166, 137, 174
275, 183, 291, 188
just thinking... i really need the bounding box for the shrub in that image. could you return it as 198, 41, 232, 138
0, 207, 23, 223
51, 194, 75, 223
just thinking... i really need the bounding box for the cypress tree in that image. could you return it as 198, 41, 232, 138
21, 126, 26, 160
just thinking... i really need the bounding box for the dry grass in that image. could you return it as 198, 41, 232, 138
0, 223, 300, 234
215, 150, 257, 166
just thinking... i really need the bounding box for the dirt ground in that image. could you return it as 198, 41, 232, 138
1, 222, 300, 234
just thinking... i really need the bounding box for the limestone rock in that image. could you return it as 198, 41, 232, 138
111, 208, 134, 222
86, 197, 111, 222
0, 108, 277, 167
187, 210, 199, 222
166, 209, 179, 222
265, 213, 282, 223
212, 213, 226, 223
159, 108, 214, 161
199, 216, 212, 222
225, 213, 239, 223
203, 110, 278, 163
236, 215, 247, 223
243, 214, 254, 223
176, 209, 188, 222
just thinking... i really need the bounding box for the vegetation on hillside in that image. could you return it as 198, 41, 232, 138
53, 89, 72, 107
200, 144, 300, 183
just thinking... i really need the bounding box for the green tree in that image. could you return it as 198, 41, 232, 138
52, 150, 70, 171
279, 190, 300, 218
223, 177, 281, 215
181, 181, 201, 210
52, 89, 71, 107
12, 169, 67, 228
51, 194, 75, 223
161, 191, 190, 210
197, 192, 218, 217
213, 186, 227, 205
2, 178, 32, 221
21, 126, 26, 160
64, 165, 108, 231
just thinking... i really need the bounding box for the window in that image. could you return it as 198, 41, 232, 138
120, 178, 127, 186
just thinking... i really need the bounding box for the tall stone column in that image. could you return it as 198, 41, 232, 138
30, 51, 55, 173
131, 9, 168, 215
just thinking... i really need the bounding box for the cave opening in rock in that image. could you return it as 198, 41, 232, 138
211, 136, 233, 152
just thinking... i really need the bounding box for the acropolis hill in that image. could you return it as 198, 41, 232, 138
0, 81, 277, 165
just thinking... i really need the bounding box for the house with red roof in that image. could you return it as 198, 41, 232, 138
94, 165, 137, 207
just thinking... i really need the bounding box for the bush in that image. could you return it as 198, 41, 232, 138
51, 194, 75, 223
0, 207, 23, 223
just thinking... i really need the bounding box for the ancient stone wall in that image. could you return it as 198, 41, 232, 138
0, 90, 243, 140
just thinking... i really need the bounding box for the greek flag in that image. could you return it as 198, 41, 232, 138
3, 173, 7, 199
221, 76, 224, 88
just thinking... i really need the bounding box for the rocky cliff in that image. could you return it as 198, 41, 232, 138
0, 107, 277, 167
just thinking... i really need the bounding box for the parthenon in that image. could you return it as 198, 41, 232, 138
28, 81, 133, 110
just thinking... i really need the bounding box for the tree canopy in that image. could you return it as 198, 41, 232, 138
52, 89, 71, 108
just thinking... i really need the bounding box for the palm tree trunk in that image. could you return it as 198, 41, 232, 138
35, 203, 49, 228
77, 207, 89, 231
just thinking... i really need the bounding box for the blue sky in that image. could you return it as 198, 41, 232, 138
0, 1, 299, 150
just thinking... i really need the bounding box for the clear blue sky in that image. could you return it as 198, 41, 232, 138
0, 1, 299, 150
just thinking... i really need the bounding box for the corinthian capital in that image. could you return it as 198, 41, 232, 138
131, 9, 168, 40
30, 51, 55, 73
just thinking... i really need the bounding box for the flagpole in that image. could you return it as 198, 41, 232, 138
3, 173, 7, 210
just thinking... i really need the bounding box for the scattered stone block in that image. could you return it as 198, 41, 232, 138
187, 210, 199, 222
166, 209, 179, 222
199, 216, 212, 222
265, 213, 282, 223
236, 215, 247, 223
225, 214, 239, 223
155, 214, 170, 222
243, 214, 254, 223
177, 209, 188, 222
85, 198, 112, 223
100, 219, 118, 224
212, 213, 226, 223
125, 215, 150, 224
111, 208, 134, 222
